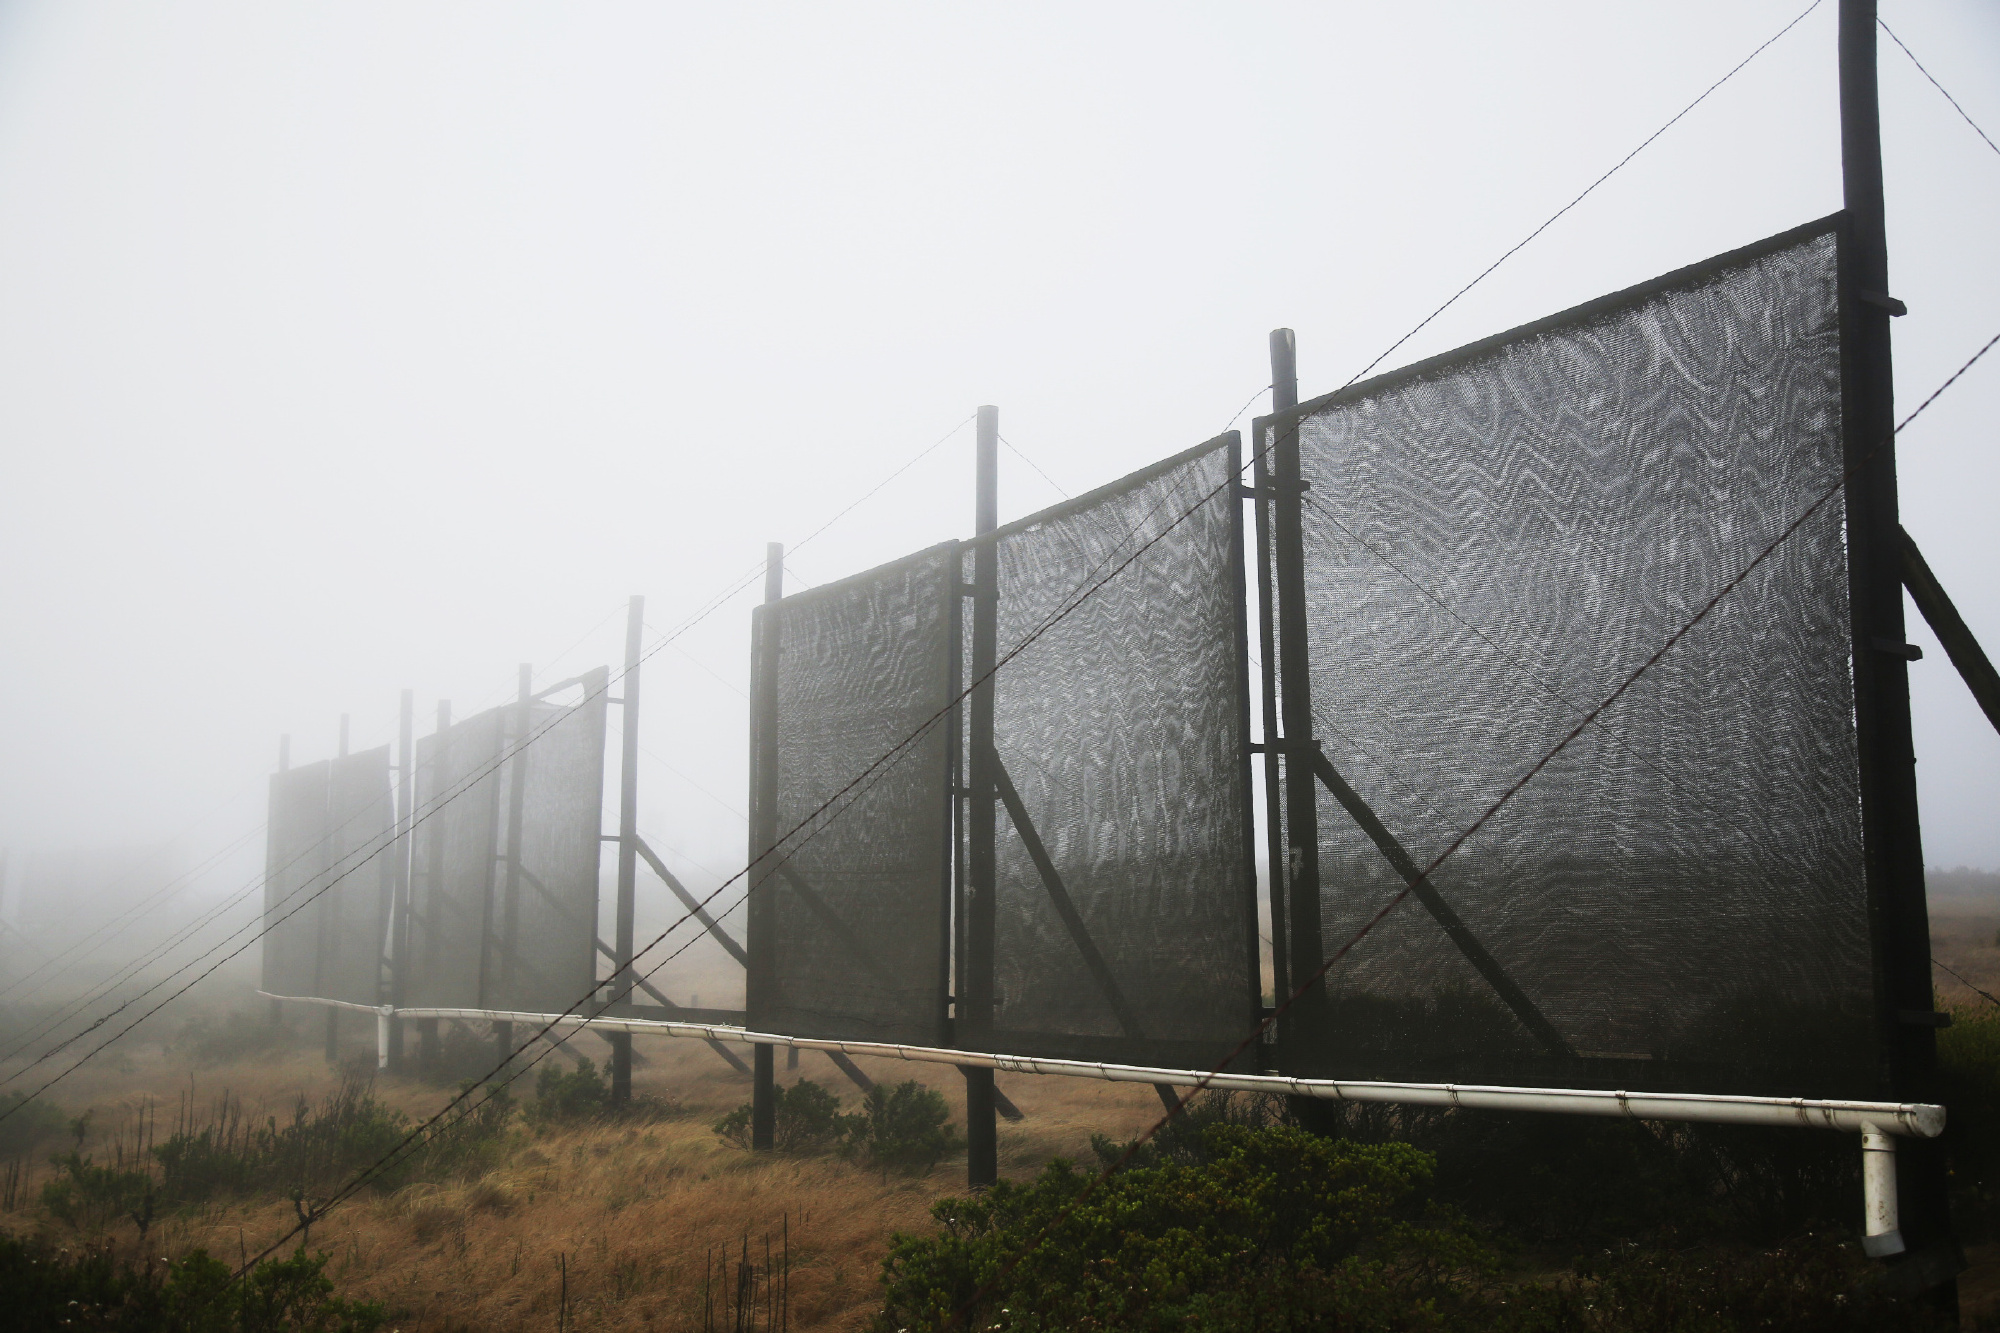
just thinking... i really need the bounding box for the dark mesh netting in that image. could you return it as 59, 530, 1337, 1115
490, 673, 608, 1015
981, 439, 1258, 1067
408, 707, 504, 1009
262, 761, 331, 997
755, 545, 956, 1045
317, 746, 393, 1006
261, 750, 393, 1004
1281, 222, 1873, 1096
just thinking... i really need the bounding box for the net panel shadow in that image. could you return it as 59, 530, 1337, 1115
262, 761, 331, 998
980, 439, 1257, 1068
408, 707, 504, 1009
316, 746, 394, 1006
1283, 221, 1873, 1096
491, 672, 608, 1015
756, 544, 956, 1045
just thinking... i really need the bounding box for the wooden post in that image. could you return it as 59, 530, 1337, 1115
610, 596, 644, 1103
963, 405, 1001, 1187
420, 700, 456, 1072
749, 545, 783, 1150
497, 666, 532, 1066
325, 718, 349, 1064
1250, 414, 1289, 1032
1268, 331, 1324, 1038
272, 735, 290, 1027
1838, 0, 1955, 1295
387, 689, 413, 1072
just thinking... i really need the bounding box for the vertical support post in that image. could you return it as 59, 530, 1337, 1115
272, 735, 290, 1027
1226, 432, 1264, 1058
1838, 0, 1953, 1291
943, 546, 965, 1048
609, 596, 644, 1103
749, 544, 784, 1150
1268, 330, 1324, 1041
387, 689, 413, 1072
495, 665, 531, 1067
417, 700, 449, 1073
963, 404, 1001, 1187
1250, 415, 1289, 1033
325, 719, 349, 1064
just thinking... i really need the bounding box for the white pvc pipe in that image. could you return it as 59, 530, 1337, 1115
376, 1009, 391, 1071
254, 995, 1943, 1139
1861, 1124, 1904, 1257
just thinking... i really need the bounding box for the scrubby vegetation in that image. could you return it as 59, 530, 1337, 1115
0, 1229, 385, 1331
880, 1121, 1954, 1332
713, 1077, 961, 1175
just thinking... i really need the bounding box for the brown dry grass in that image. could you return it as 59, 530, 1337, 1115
0, 1020, 1163, 1331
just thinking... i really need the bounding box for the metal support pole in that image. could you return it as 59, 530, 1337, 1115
749, 544, 784, 1150
964, 404, 1001, 1187
610, 596, 644, 1103
1839, 0, 1954, 1297
272, 735, 290, 1027
387, 689, 413, 1072
1267, 331, 1324, 1037
325, 717, 348, 1064
417, 700, 448, 1074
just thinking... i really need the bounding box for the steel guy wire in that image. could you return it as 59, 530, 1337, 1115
0, 0, 1815, 1051
235, 392, 1295, 1270
939, 320, 2000, 1332
998, 434, 1071, 500
238, 323, 2000, 1279
219, 87, 1889, 1230
0, 415, 978, 1091
1337, 0, 1824, 391
0, 597, 633, 1026
209, 8, 1882, 1258
1932, 955, 2000, 1009
1880, 18, 2000, 163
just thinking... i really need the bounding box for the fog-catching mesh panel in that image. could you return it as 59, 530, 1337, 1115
1286, 224, 1872, 1096
982, 440, 1256, 1067
263, 761, 330, 997
316, 746, 394, 1006
756, 545, 955, 1044
491, 674, 608, 1015
408, 708, 504, 1009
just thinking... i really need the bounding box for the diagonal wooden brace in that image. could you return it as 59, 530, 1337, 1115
994, 757, 1180, 1114
629, 836, 749, 967
1900, 525, 2000, 737
1308, 749, 1575, 1060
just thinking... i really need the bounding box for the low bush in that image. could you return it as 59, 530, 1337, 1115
0, 1088, 70, 1159
877, 1123, 1485, 1332
172, 1006, 297, 1068
841, 1081, 960, 1177
523, 1056, 682, 1127
714, 1078, 846, 1153
877, 1123, 1954, 1333
146, 1076, 510, 1211
0, 1228, 386, 1331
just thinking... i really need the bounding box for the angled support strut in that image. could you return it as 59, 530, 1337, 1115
1307, 749, 1574, 1060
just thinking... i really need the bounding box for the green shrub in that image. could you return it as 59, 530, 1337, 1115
1484, 1238, 1953, 1332
714, 1078, 847, 1153
841, 1081, 960, 1177
172, 1006, 296, 1067
41, 1150, 154, 1233
0, 1088, 70, 1159
877, 1123, 1486, 1332
527, 1058, 611, 1125
1090, 1089, 1285, 1170
0, 1228, 386, 1331
146, 1076, 510, 1210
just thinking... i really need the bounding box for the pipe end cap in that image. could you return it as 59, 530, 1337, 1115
1863, 1229, 1907, 1259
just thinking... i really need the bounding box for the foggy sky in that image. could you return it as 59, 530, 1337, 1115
0, 1, 1995, 967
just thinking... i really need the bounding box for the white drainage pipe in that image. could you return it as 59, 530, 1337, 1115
1861, 1124, 1904, 1258
258, 990, 1944, 1253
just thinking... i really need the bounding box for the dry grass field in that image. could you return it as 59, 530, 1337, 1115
0, 1013, 1164, 1331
